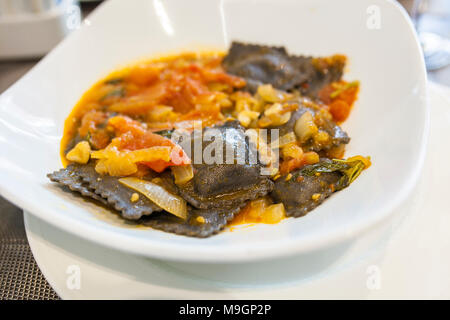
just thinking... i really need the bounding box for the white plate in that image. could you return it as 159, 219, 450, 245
0, 0, 428, 262
24, 83, 450, 299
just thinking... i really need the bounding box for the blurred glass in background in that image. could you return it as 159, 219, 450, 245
399, 0, 450, 71
0, 0, 81, 59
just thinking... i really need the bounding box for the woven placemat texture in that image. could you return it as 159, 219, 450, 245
0, 197, 59, 300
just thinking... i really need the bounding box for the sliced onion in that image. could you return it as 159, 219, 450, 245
257, 84, 283, 102
294, 111, 318, 143
171, 165, 194, 185
119, 177, 187, 220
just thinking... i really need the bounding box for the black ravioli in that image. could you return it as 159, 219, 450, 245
222, 42, 345, 98
48, 163, 162, 220
270, 164, 342, 217
47, 163, 243, 237
177, 177, 273, 210
291, 55, 345, 98
222, 42, 309, 93
141, 205, 244, 238
48, 166, 107, 205
75, 163, 162, 220
175, 121, 274, 209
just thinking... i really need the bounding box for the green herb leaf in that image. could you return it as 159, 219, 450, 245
333, 158, 366, 185
104, 78, 123, 85
330, 80, 360, 99
300, 157, 367, 190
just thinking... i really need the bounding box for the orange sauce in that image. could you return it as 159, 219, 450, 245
60, 51, 243, 166
59, 51, 361, 228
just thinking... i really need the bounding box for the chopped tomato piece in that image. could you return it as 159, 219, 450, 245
89, 131, 111, 150
338, 85, 358, 106
127, 64, 161, 86
77, 110, 111, 149
109, 81, 169, 114
141, 159, 171, 173
318, 85, 334, 105
280, 157, 305, 175
107, 116, 190, 172
318, 81, 359, 122
78, 110, 107, 137
329, 100, 351, 122
108, 116, 146, 136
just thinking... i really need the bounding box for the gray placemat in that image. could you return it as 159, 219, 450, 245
0, 197, 59, 300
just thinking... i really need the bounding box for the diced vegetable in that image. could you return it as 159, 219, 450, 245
303, 151, 320, 165
232, 197, 271, 224
258, 104, 292, 127
237, 110, 260, 127
91, 146, 171, 162
127, 63, 162, 86
313, 130, 330, 144
330, 80, 359, 99
147, 105, 176, 122
281, 143, 303, 160
108, 81, 169, 114
232, 197, 286, 224
91, 145, 172, 176
275, 112, 292, 126
95, 156, 137, 177
171, 165, 194, 185
279, 157, 303, 175
104, 116, 190, 173
264, 103, 283, 116
271, 132, 297, 149
257, 84, 284, 102
261, 203, 286, 224
77, 110, 111, 149
130, 193, 139, 202
318, 80, 359, 122
263, 103, 292, 126
279, 151, 319, 174
329, 100, 351, 122
294, 111, 318, 143
119, 177, 188, 220
66, 141, 91, 164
